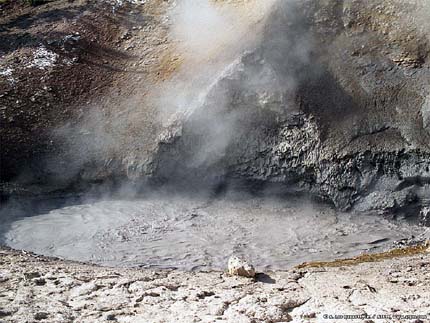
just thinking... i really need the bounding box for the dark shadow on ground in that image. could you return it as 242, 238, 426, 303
255, 273, 276, 284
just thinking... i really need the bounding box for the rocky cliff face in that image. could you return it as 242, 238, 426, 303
1, 0, 429, 221
147, 0, 430, 219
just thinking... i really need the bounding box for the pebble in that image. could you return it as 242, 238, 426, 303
34, 278, 46, 286
34, 312, 49, 320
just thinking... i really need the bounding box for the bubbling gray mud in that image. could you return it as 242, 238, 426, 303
1, 194, 425, 271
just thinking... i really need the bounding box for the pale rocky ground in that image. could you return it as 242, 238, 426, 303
1, 247, 430, 323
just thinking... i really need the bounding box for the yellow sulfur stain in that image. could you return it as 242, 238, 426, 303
297, 242, 430, 269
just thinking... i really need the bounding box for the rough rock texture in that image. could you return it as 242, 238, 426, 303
148, 0, 430, 217
0, 0, 172, 185
421, 207, 430, 227
228, 256, 256, 278
1, 0, 430, 218
0, 247, 429, 322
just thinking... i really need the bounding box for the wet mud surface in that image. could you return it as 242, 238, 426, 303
1, 192, 425, 271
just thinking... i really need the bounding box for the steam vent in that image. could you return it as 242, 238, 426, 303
1, 0, 430, 322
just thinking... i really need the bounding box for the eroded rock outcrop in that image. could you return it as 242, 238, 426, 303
147, 0, 430, 218
1, 0, 429, 220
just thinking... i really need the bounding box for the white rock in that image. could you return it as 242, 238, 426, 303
70, 282, 99, 297
228, 256, 256, 278
420, 207, 430, 226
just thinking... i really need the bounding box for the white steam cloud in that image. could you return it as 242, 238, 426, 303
154, 0, 276, 120
152, 0, 282, 171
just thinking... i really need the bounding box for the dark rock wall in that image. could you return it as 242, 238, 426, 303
150, 0, 430, 218
2, 0, 429, 220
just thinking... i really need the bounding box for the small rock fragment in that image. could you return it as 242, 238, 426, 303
0, 310, 12, 317
34, 312, 49, 320
34, 278, 46, 286
24, 272, 41, 280
228, 256, 256, 278
419, 207, 430, 227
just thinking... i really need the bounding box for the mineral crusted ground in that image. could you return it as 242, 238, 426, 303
0, 247, 429, 323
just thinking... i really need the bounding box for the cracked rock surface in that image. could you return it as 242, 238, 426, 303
0, 247, 429, 322
149, 0, 430, 217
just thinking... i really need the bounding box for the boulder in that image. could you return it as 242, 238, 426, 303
228, 256, 256, 278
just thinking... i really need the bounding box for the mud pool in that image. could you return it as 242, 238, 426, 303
0, 191, 425, 271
